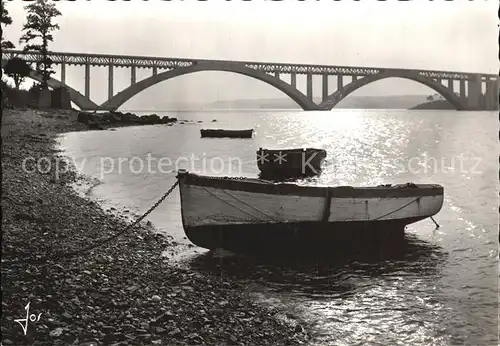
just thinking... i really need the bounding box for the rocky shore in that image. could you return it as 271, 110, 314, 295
1, 109, 309, 345
76, 111, 178, 130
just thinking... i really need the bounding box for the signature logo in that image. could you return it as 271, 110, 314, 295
14, 302, 42, 336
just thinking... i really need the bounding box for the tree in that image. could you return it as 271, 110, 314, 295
1, 0, 15, 49
19, 0, 61, 90
4, 57, 32, 90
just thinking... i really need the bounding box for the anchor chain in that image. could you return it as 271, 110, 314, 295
3, 180, 180, 266
205, 175, 249, 181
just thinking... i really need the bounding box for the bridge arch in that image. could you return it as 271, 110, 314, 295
100, 62, 319, 111
318, 70, 467, 110
1, 58, 98, 110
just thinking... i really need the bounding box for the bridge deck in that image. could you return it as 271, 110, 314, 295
2, 49, 496, 80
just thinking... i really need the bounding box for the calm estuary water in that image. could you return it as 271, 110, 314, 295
58, 109, 498, 345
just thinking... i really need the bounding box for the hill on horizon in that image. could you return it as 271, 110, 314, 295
205, 94, 429, 110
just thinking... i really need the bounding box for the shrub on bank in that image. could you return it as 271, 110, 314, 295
1, 79, 40, 109
1, 80, 72, 110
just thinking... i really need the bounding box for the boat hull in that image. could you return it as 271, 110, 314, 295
200, 129, 253, 138
177, 171, 444, 253
184, 219, 421, 254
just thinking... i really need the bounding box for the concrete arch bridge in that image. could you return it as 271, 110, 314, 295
2, 49, 498, 111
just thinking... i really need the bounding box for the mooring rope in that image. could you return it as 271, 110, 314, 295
199, 186, 269, 222
217, 188, 281, 222
371, 197, 422, 221
371, 196, 440, 228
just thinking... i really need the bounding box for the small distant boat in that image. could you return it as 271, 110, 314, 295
200, 129, 253, 138
257, 148, 327, 178
176, 170, 444, 253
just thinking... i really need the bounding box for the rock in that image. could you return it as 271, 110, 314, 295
77, 112, 94, 124
186, 332, 200, 339
102, 325, 114, 333
138, 334, 152, 341
62, 312, 73, 319
294, 324, 304, 333
137, 114, 161, 125
87, 122, 103, 130
152, 311, 175, 324
169, 328, 181, 337
151, 295, 161, 301
102, 333, 117, 343
49, 327, 64, 337
160, 116, 176, 124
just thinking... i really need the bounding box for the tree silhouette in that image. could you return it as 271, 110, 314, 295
4, 57, 32, 90
1, 0, 15, 49
19, 0, 61, 90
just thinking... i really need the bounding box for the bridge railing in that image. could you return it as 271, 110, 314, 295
2, 49, 496, 80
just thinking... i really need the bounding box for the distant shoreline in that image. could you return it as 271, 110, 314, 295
411, 100, 453, 110
201, 94, 435, 110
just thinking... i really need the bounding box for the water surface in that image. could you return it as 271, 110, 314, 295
58, 109, 498, 345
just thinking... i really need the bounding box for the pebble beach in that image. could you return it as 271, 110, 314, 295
1, 108, 309, 345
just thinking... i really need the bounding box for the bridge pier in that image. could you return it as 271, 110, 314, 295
485, 78, 499, 110
467, 74, 482, 109
85, 64, 90, 99
152, 66, 157, 76
274, 72, 280, 79
61, 62, 66, 85
108, 64, 114, 99
352, 75, 357, 82
131, 66, 136, 85
306, 73, 313, 101
322, 74, 328, 101
337, 75, 343, 93
495, 79, 500, 109
459, 80, 466, 102
447, 79, 454, 93
290, 73, 296, 89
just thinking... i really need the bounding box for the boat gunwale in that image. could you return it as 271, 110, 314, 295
257, 148, 327, 154
178, 172, 444, 199
200, 129, 254, 133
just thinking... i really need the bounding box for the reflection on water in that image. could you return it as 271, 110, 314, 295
58, 109, 498, 345
185, 234, 446, 293
183, 234, 448, 345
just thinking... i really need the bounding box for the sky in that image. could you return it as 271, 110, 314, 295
2, 0, 499, 110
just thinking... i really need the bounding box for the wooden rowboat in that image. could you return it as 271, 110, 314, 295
200, 129, 253, 138
176, 170, 444, 254
257, 147, 327, 178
